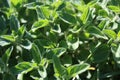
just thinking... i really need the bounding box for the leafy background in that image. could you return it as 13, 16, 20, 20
0, 0, 120, 80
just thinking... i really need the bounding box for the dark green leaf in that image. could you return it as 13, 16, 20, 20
0, 16, 6, 31
59, 12, 76, 24
10, 15, 20, 31
92, 44, 109, 63
3, 73, 15, 80
62, 55, 72, 67
87, 26, 107, 39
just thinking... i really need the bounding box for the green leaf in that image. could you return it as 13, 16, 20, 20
38, 65, 47, 78
108, 5, 120, 13
69, 26, 81, 33
51, 24, 61, 33
36, 6, 51, 19
92, 44, 109, 63
0, 0, 10, 7
103, 29, 116, 39
78, 49, 91, 61
11, 0, 25, 7
66, 34, 79, 50
62, 55, 72, 67
24, 2, 43, 9
0, 58, 4, 73
11, 62, 35, 75
10, 15, 20, 31
80, 6, 90, 24
52, 0, 65, 11
0, 16, 6, 31
30, 43, 41, 64
67, 63, 90, 79
2, 47, 13, 65
31, 19, 49, 32
51, 48, 66, 57
112, 44, 120, 67
116, 31, 120, 41
53, 55, 66, 77
98, 9, 108, 17
98, 20, 107, 30
20, 39, 32, 50
0, 35, 15, 42
18, 26, 26, 38
87, 26, 107, 39
0, 39, 11, 46
59, 12, 76, 24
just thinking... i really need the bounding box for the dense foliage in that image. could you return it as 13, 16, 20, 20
0, 0, 120, 80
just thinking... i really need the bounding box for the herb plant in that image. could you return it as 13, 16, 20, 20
0, 0, 120, 80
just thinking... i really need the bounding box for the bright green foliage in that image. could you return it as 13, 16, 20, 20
0, 0, 120, 80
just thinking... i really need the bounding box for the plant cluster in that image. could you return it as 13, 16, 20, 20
0, 0, 120, 80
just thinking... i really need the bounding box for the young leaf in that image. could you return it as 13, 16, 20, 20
17, 26, 26, 38
103, 29, 116, 39
108, 5, 120, 13
31, 19, 49, 32
11, 0, 25, 7
80, 6, 90, 24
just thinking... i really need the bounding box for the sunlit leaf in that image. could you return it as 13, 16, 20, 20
31, 19, 49, 32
